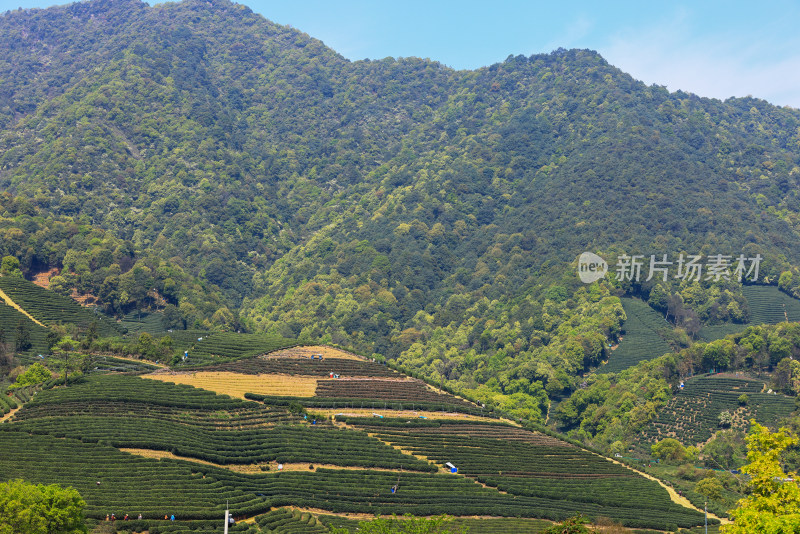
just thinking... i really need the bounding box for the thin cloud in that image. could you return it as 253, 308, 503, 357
600, 12, 800, 108
543, 14, 594, 52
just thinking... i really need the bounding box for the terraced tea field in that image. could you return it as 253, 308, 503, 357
319, 515, 554, 533
600, 297, 673, 374
199, 355, 400, 378
316, 378, 474, 407
700, 285, 800, 341
0, 299, 49, 356
0, 371, 709, 532
120, 310, 168, 335
0, 276, 121, 336
698, 323, 749, 342
642, 375, 795, 445
743, 285, 800, 324
169, 331, 298, 365
266, 345, 366, 361
338, 417, 707, 530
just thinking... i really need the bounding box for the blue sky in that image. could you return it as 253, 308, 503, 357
4, 0, 800, 108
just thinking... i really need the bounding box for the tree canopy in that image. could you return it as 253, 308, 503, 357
0, 479, 87, 534
722, 422, 800, 533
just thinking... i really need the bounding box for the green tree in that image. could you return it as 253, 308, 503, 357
0, 255, 22, 277
647, 284, 668, 312
722, 422, 800, 533
779, 271, 794, 292
703, 430, 746, 470
651, 438, 687, 464
718, 410, 734, 428
14, 320, 31, 352
696, 476, 724, 501
772, 357, 800, 394
47, 275, 72, 297
540, 516, 597, 533
702, 339, 734, 371
9, 362, 52, 389
51, 338, 77, 386
0, 479, 87, 534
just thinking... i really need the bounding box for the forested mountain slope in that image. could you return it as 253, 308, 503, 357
3, 0, 800, 418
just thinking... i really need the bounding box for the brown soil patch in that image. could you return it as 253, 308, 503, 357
258, 462, 422, 473
119, 449, 426, 475
32, 268, 59, 288
264, 345, 366, 361
143, 371, 317, 398
102, 354, 168, 369
0, 406, 20, 424
120, 448, 272, 473
120, 448, 222, 467
70, 288, 98, 306
286, 508, 559, 523
319, 408, 498, 422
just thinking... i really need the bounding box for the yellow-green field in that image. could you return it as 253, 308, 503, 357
143, 371, 318, 398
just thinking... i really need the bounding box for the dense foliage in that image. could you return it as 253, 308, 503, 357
555, 322, 800, 451
3, 0, 800, 427
0, 479, 87, 534
722, 422, 800, 533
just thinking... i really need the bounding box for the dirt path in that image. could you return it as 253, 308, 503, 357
120, 448, 433, 475
0, 406, 20, 424
603, 455, 730, 524
105, 354, 168, 368
0, 286, 45, 327
323, 408, 498, 422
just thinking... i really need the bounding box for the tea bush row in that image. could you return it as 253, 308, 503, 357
5, 416, 436, 471
0, 277, 120, 336
203, 357, 399, 378
644, 376, 795, 444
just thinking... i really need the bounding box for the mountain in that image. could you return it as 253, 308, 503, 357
3, 0, 800, 420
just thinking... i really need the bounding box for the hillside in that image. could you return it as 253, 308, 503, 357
600, 297, 673, 373
642, 375, 795, 445
0, 349, 710, 532
1, 0, 800, 369
2, 1, 800, 527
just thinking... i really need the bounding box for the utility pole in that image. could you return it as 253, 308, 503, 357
224, 500, 229, 534
705, 500, 708, 534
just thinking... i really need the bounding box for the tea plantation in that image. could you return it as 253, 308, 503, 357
170, 331, 299, 365
699, 285, 800, 341
0, 372, 710, 532
0, 276, 121, 336
340, 417, 705, 529
742, 285, 800, 324
0, 299, 49, 356
600, 298, 672, 374
642, 375, 796, 445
